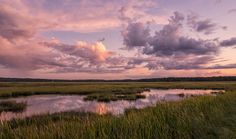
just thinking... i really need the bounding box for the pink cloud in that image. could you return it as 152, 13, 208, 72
0, 0, 235, 79
1, 0, 168, 33
44, 39, 114, 63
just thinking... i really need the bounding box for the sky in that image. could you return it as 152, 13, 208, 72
0, 0, 236, 79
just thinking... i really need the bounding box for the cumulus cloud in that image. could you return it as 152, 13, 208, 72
187, 13, 217, 35
121, 11, 236, 70
31, 39, 153, 73
43, 40, 114, 63
220, 37, 236, 47
122, 22, 150, 48
123, 12, 218, 57
0, 36, 138, 73
0, 1, 145, 74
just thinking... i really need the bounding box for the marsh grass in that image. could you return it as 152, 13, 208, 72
177, 93, 185, 97
0, 90, 235, 139
0, 101, 26, 113
0, 81, 234, 99
0, 82, 236, 138
84, 94, 146, 102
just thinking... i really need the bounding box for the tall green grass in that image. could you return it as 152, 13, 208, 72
0, 90, 235, 138
0, 82, 236, 138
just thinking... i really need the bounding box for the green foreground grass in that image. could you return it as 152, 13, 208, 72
0, 82, 236, 138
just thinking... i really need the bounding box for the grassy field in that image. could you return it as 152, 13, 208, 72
0, 82, 236, 138
0, 81, 235, 101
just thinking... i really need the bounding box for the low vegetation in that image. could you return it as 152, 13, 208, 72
84, 94, 146, 102
0, 82, 235, 138
0, 101, 26, 113
0, 81, 234, 99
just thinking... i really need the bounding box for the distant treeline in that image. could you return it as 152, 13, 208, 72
0, 76, 236, 82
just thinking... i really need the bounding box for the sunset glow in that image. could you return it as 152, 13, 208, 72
0, 0, 236, 79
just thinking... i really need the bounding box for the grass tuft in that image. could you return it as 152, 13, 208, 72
0, 101, 26, 113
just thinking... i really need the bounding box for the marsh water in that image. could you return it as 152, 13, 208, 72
0, 89, 223, 121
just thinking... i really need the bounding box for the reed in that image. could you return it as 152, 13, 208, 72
0, 82, 235, 138
0, 101, 26, 113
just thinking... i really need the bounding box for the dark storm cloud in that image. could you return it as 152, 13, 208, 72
122, 22, 150, 49
220, 37, 236, 47
148, 37, 217, 57
187, 13, 217, 35
122, 12, 219, 57
120, 11, 236, 71
195, 20, 217, 34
